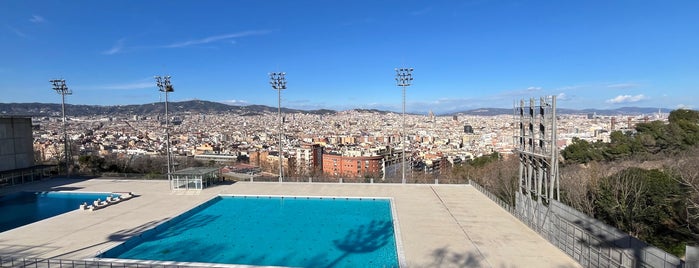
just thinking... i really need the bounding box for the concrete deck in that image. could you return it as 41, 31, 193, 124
0, 179, 580, 267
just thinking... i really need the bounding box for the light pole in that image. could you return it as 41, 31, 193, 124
50, 79, 72, 177
269, 72, 287, 183
155, 75, 174, 188
395, 67, 413, 184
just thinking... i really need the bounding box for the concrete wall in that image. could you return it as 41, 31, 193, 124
0, 117, 34, 172
513, 191, 683, 268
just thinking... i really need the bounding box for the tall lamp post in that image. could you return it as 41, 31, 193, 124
269, 72, 287, 183
395, 68, 413, 184
155, 76, 174, 188
50, 79, 72, 177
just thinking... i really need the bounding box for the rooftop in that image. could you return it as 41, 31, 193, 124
0, 179, 579, 267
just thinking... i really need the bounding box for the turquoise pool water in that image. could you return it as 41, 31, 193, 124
101, 195, 400, 267
0, 191, 120, 233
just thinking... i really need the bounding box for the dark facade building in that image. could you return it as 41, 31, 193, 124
1, 116, 54, 188
464, 124, 474, 134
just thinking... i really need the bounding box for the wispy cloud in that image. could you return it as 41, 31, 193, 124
499, 86, 544, 97
222, 99, 249, 106
606, 94, 647, 104
676, 104, 693, 109
342, 18, 375, 26
6, 25, 27, 37
557, 93, 569, 101
164, 30, 271, 48
410, 7, 432, 16
103, 38, 126, 55
101, 31, 268, 55
29, 15, 45, 24
607, 83, 639, 89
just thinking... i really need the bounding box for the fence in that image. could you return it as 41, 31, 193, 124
0, 256, 166, 268
0, 256, 245, 268
469, 180, 685, 268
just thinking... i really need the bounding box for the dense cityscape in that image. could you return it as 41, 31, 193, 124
29, 100, 667, 180
2, 1, 698, 267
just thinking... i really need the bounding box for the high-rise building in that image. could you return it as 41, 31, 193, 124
464, 124, 474, 134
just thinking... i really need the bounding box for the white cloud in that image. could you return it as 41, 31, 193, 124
556, 93, 569, 100
555, 85, 587, 91
165, 30, 271, 48
103, 38, 125, 55
606, 94, 647, 104
222, 100, 249, 106
607, 83, 639, 89
29, 15, 45, 23
676, 104, 693, 109
527, 86, 542, 91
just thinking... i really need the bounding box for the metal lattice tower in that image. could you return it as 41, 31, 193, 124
514, 95, 559, 203
155, 75, 174, 189
395, 67, 413, 184
50, 79, 72, 177
269, 72, 287, 183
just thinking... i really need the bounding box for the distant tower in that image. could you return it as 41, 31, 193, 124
428, 109, 435, 122
627, 117, 632, 129
452, 115, 458, 121
464, 124, 474, 134
611, 117, 616, 131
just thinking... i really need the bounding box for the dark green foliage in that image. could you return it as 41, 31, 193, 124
562, 109, 699, 164
468, 152, 499, 167
668, 109, 699, 124
594, 167, 692, 256
561, 137, 603, 163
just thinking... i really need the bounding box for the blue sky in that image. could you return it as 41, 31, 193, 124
1, 1, 697, 114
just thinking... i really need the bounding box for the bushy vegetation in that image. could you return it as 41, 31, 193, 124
562, 109, 699, 163
458, 109, 699, 256
558, 109, 699, 256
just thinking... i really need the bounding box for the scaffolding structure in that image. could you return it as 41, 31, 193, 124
514, 95, 559, 203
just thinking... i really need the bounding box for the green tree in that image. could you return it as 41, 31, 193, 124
668, 109, 699, 124
595, 167, 690, 255
561, 137, 603, 164
469, 152, 499, 168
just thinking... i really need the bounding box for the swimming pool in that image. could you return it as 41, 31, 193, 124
0, 191, 120, 233
100, 195, 402, 267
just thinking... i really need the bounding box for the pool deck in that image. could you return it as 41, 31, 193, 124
0, 178, 580, 268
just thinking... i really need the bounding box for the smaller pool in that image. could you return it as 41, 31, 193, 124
0, 191, 120, 233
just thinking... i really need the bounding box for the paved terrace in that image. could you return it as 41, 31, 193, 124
0, 179, 579, 268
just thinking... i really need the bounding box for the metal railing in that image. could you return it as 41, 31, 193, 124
468, 180, 685, 268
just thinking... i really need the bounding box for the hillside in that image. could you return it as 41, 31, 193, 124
0, 100, 336, 117
0, 100, 675, 117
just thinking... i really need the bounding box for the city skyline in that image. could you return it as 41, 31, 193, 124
1, 1, 697, 114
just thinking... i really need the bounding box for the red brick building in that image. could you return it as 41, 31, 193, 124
322, 153, 383, 178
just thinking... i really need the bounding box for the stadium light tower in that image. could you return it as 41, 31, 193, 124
269, 72, 287, 183
395, 67, 413, 184
155, 75, 174, 188
50, 79, 72, 177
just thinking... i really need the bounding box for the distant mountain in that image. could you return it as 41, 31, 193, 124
0, 100, 677, 117
0, 100, 337, 117
449, 107, 673, 116
351, 108, 394, 115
